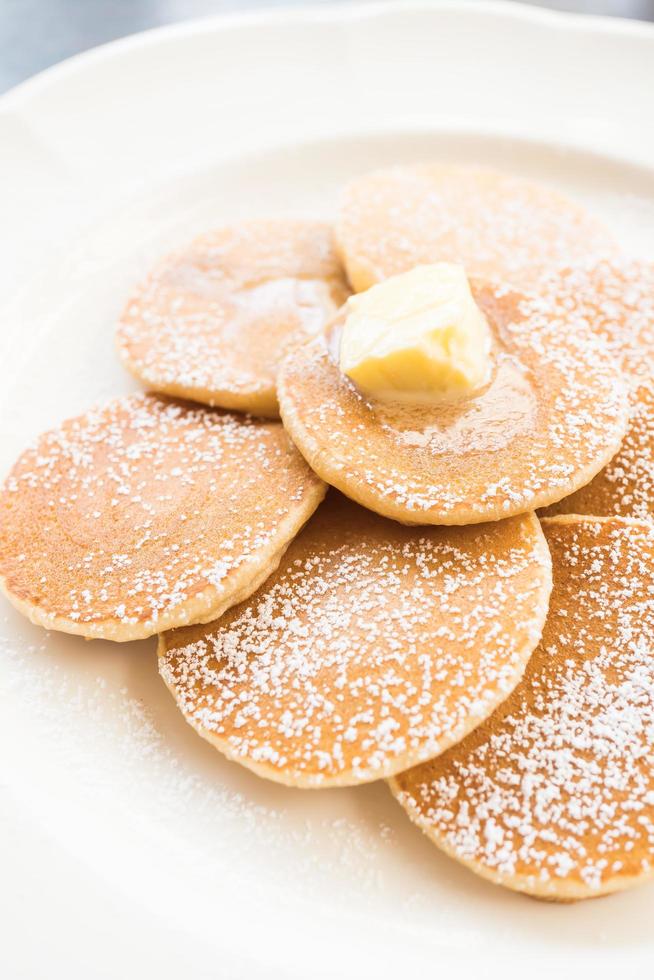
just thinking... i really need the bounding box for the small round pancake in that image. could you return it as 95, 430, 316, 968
336, 164, 616, 293
116, 220, 350, 417
391, 515, 654, 901
158, 493, 552, 788
277, 279, 629, 525
0, 394, 325, 642
538, 260, 654, 522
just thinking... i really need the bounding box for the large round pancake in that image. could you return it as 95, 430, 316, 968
538, 260, 654, 522
391, 515, 654, 901
158, 493, 552, 788
0, 394, 325, 642
116, 220, 350, 417
277, 279, 629, 525
336, 164, 616, 293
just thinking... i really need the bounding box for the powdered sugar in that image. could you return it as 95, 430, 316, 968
116, 220, 349, 412
160, 498, 550, 786
278, 280, 629, 524
393, 516, 654, 897
538, 259, 654, 522
0, 393, 323, 638
336, 164, 617, 293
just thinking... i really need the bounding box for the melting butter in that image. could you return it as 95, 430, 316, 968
339, 264, 492, 404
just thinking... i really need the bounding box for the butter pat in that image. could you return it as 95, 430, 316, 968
339, 264, 492, 404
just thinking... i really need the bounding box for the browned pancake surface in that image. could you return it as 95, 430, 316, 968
392, 515, 654, 900
538, 259, 654, 522
278, 281, 629, 525
117, 220, 349, 417
159, 493, 551, 787
0, 394, 325, 641
336, 164, 616, 293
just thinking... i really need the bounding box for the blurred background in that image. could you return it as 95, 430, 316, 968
2, 0, 654, 93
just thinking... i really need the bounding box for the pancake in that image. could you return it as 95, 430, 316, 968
116, 220, 350, 417
391, 515, 654, 901
0, 394, 325, 642
158, 493, 552, 788
537, 259, 654, 522
336, 164, 616, 293
277, 279, 629, 525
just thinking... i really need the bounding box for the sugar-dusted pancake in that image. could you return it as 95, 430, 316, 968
159, 493, 552, 788
116, 220, 350, 417
336, 164, 616, 293
277, 279, 629, 525
391, 515, 654, 901
0, 394, 325, 642
538, 260, 654, 522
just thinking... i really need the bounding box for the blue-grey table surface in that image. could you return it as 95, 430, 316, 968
1, 0, 654, 95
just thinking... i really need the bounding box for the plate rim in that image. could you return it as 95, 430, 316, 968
2, 3, 654, 978
2, 0, 654, 110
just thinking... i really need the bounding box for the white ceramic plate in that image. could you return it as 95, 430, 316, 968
2, 3, 654, 977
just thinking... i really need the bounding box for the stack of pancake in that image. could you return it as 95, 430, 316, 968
1, 165, 653, 903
